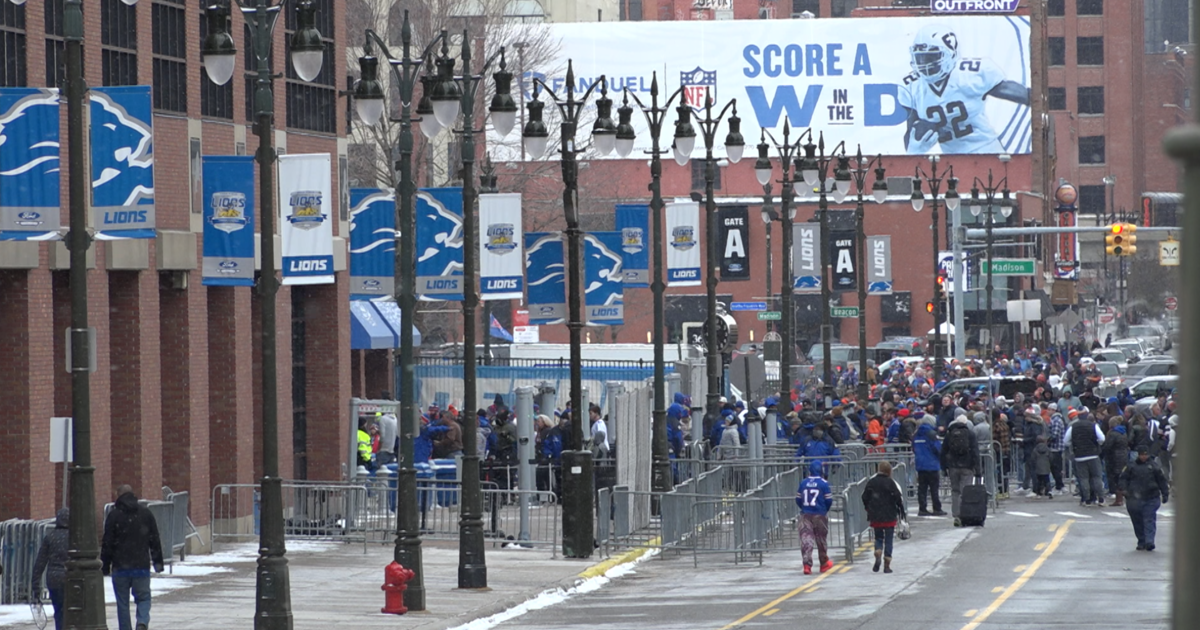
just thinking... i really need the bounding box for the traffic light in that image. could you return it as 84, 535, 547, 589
1106, 223, 1138, 256
1122, 223, 1137, 256
926, 301, 935, 314
935, 272, 947, 303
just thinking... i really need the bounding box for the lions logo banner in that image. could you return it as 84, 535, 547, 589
867, 235, 893, 295
585, 232, 624, 326
0, 88, 61, 241
479, 192, 524, 301
201, 156, 255, 286
524, 232, 565, 325
89, 86, 155, 240
793, 222, 822, 293
349, 188, 395, 299
415, 187, 464, 301
665, 201, 701, 287
614, 204, 649, 288
278, 153, 334, 285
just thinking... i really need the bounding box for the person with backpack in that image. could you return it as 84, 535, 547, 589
31, 508, 69, 630
1064, 409, 1107, 507
940, 413, 981, 527
102, 485, 164, 630
912, 415, 945, 516
796, 461, 834, 575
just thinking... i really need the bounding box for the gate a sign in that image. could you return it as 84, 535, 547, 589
830, 230, 857, 291
719, 205, 750, 281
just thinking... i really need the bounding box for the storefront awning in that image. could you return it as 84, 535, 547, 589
371, 301, 422, 348
350, 301, 395, 350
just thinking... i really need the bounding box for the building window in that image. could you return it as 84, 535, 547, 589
691, 159, 722, 191
624, 0, 643, 20
1048, 37, 1066, 66
0, 1, 26, 87
1078, 184, 1106, 214
1048, 87, 1067, 110
199, 5, 233, 119
44, 0, 68, 88
284, 0, 336, 133
792, 0, 819, 17
831, 0, 857, 17
101, 0, 137, 86
1079, 136, 1105, 164
1077, 86, 1104, 114
1047, 0, 1065, 15
152, 0, 186, 113
1077, 36, 1104, 65
1076, 0, 1102, 14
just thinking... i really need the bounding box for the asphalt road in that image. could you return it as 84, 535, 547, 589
496, 494, 1173, 630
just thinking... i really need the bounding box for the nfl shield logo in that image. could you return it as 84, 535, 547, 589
680, 67, 717, 112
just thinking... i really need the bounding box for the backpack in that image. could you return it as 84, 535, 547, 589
946, 424, 972, 458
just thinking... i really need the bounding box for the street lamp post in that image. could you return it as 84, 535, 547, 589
846, 148, 889, 401
345, 12, 460, 609
680, 96, 743, 435
910, 158, 959, 384
968, 171, 1011, 358
522, 61, 611, 558
202, 1, 325, 626
760, 184, 775, 334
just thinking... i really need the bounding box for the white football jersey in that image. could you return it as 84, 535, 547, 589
898, 57, 1006, 154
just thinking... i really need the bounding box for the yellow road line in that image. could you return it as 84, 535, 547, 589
961, 519, 1074, 630
716, 553, 859, 630
964, 609, 978, 617
838, 565, 852, 574
1013, 565, 1027, 572
578, 537, 661, 579
1034, 542, 1048, 551
1048, 523, 1058, 532
763, 609, 780, 617
991, 586, 1004, 593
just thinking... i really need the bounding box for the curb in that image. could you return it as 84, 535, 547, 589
577, 537, 661, 579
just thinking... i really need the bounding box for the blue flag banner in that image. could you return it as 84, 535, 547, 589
349, 188, 396, 300
201, 156, 256, 286
90, 86, 155, 239
415, 187, 464, 301
489, 314, 514, 341
0, 88, 61, 241
584, 232, 624, 326
524, 232, 565, 325
614, 203, 649, 288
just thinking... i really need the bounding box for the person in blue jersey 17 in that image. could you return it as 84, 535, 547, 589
796, 461, 835, 575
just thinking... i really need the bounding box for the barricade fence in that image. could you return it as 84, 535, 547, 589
0, 518, 54, 605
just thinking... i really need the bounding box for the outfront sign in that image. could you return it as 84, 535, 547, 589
930, 0, 1019, 13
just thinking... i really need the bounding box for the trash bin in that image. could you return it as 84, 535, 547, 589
431, 459, 458, 507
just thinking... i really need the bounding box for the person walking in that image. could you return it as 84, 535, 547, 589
1064, 410, 1107, 506
862, 461, 906, 573
911, 416, 945, 516
1118, 445, 1170, 551
796, 461, 834, 575
30, 508, 69, 630
101, 485, 164, 630
1101, 417, 1129, 506
940, 413, 981, 527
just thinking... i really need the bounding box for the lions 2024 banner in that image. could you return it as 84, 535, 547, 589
349, 188, 395, 299
479, 193, 524, 300
500, 17, 1030, 159
90, 86, 155, 239
278, 153, 334, 285
585, 232, 624, 326
416, 188, 464, 301
0, 88, 60, 241
666, 201, 701, 287
525, 232, 565, 325
202, 156, 255, 286
615, 204, 649, 287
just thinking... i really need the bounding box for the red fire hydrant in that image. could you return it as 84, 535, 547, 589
381, 561, 415, 615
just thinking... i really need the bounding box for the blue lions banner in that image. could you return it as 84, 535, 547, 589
201, 156, 256, 286
90, 86, 155, 239
479, 193, 524, 300
416, 187, 464, 301
0, 88, 61, 241
584, 232, 624, 326
349, 188, 396, 300
524, 232, 565, 325
614, 203, 649, 288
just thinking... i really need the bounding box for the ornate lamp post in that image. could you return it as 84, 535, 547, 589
968, 171, 1011, 360
846, 148, 888, 401
521, 62, 611, 558
345, 12, 459, 610
910, 157, 960, 384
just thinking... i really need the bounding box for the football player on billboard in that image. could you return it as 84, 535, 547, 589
898, 24, 1030, 154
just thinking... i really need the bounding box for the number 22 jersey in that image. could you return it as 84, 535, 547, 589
898, 57, 1006, 154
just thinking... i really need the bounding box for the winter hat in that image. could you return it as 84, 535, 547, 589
897, 409, 911, 418
1048, 403, 1058, 411
972, 412, 986, 425
1067, 408, 1080, 420
1136, 445, 1150, 455
809, 460, 824, 477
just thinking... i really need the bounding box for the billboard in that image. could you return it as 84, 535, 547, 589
504, 16, 1030, 159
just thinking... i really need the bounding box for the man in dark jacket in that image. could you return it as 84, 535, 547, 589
102, 485, 164, 630
862, 461, 906, 574
1118, 446, 1170, 551
31, 507, 70, 630
940, 416, 981, 527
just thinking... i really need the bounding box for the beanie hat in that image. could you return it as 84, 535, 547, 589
1067, 408, 1080, 419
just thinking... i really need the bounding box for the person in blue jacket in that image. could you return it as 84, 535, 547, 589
797, 424, 840, 464
666, 393, 690, 457
796, 460, 834, 574
912, 418, 946, 516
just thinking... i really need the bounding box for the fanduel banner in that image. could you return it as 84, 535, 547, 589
525, 232, 566, 325
416, 187, 464, 301
278, 153, 334, 285
498, 17, 1031, 159
615, 203, 649, 287
793, 222, 821, 293
0, 88, 61, 241
720, 205, 750, 281
349, 188, 395, 299
830, 230, 857, 291
585, 232, 624, 326
867, 235, 893, 295
90, 86, 155, 239
666, 201, 701, 287
480, 193, 524, 300
201, 156, 255, 287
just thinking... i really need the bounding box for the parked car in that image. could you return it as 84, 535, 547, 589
1090, 348, 1128, 370
1091, 361, 1122, 397
805, 343, 862, 374
930, 376, 1039, 402
1130, 374, 1178, 400
1117, 360, 1178, 390
1108, 339, 1146, 362
1127, 325, 1166, 351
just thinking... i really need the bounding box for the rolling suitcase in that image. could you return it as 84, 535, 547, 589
960, 477, 988, 527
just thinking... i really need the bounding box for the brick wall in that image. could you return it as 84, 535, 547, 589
364, 350, 393, 401
302, 277, 352, 480
207, 286, 255, 490
108, 270, 164, 498
250, 284, 294, 481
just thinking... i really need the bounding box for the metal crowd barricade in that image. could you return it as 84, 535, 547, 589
162, 488, 202, 561
0, 518, 55, 605
211, 482, 371, 552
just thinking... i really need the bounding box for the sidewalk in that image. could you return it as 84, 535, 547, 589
0, 539, 620, 630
